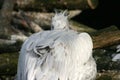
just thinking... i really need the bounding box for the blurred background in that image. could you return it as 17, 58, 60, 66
0, 0, 120, 80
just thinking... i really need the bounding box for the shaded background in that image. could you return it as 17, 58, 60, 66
73, 0, 120, 29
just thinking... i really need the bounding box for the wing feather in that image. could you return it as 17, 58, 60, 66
17, 30, 95, 80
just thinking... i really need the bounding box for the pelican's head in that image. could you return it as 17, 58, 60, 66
51, 10, 69, 30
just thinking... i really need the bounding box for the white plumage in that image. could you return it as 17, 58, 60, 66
112, 45, 120, 61
16, 10, 97, 80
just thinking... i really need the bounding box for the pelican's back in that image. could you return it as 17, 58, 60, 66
16, 10, 96, 80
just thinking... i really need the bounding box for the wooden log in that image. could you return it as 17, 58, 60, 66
0, 26, 120, 53
0, 25, 120, 52
12, 10, 82, 30
0, 39, 23, 53
12, 11, 43, 33
15, 0, 98, 11
0, 0, 16, 35
92, 26, 120, 49
70, 20, 96, 33
96, 71, 120, 80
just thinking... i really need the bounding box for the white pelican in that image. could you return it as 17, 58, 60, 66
16, 10, 97, 80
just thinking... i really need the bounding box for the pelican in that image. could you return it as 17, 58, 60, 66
16, 10, 97, 80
